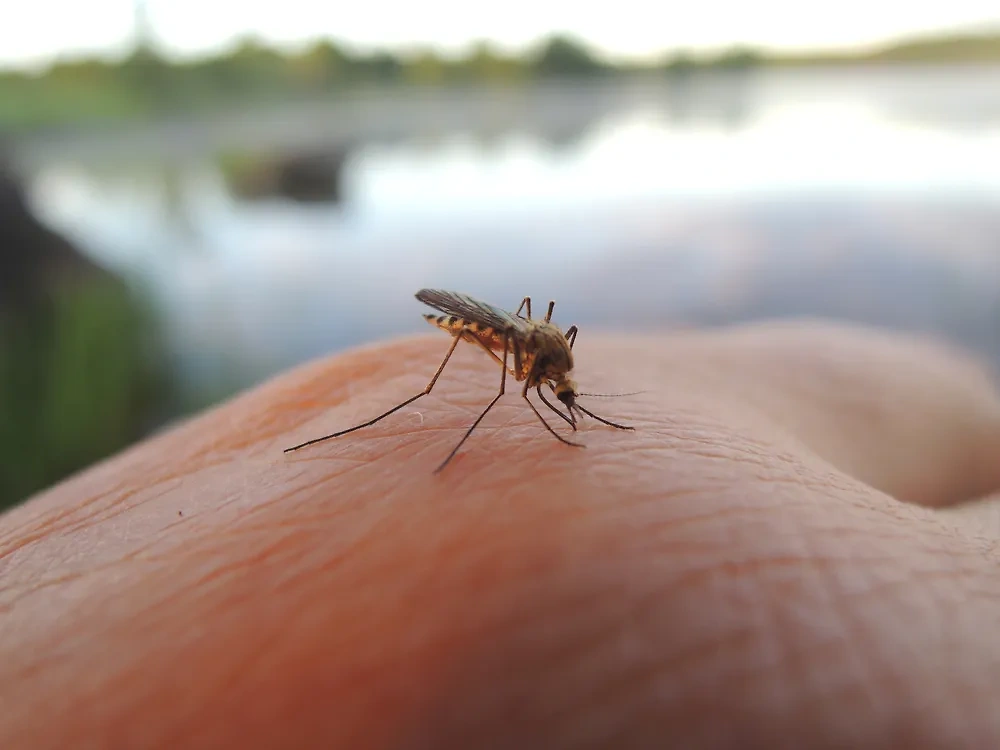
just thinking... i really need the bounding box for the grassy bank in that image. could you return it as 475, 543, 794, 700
0, 279, 169, 509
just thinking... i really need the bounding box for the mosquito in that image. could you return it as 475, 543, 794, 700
284, 288, 636, 473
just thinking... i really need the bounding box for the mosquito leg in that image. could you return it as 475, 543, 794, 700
537, 384, 576, 430
544, 300, 555, 322
515, 296, 532, 319
512, 336, 524, 381
523, 382, 584, 447
565, 325, 578, 349
284, 332, 464, 453
434, 329, 512, 473
466, 332, 517, 378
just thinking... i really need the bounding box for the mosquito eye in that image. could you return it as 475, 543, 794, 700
557, 390, 574, 405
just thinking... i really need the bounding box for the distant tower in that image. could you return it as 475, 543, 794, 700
130, 0, 167, 105
134, 0, 154, 53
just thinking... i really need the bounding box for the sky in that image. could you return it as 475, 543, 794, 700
2, 0, 999, 69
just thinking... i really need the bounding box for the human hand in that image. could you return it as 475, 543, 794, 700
2, 321, 1000, 749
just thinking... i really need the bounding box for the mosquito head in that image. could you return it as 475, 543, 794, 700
553, 377, 578, 408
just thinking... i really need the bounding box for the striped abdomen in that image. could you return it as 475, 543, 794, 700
424, 313, 546, 382
424, 313, 505, 350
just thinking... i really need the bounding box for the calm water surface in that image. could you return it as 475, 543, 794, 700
18, 67, 1000, 397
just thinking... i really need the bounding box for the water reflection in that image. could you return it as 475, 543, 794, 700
221, 146, 350, 204
661, 70, 759, 130
15, 66, 1000, 403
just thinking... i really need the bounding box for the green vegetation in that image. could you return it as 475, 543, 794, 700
772, 32, 1000, 66
866, 30, 1000, 62
0, 280, 169, 509
2, 28, 998, 129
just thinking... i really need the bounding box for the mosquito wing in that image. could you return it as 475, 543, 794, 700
416, 289, 528, 334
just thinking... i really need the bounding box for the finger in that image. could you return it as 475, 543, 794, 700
942, 491, 1000, 538
2, 332, 1000, 748
581, 321, 1000, 508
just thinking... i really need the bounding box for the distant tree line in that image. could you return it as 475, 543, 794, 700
0, 35, 608, 126
1, 29, 998, 127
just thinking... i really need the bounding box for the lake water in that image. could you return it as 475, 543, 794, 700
15, 66, 1000, 399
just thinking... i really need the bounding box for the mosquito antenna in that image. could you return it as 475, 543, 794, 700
574, 403, 635, 431
576, 389, 647, 398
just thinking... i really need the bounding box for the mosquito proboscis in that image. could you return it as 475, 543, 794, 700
283, 289, 636, 472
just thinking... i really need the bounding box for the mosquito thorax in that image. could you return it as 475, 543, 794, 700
528, 322, 574, 374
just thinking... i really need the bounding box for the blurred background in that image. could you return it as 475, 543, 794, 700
1, 2, 999, 509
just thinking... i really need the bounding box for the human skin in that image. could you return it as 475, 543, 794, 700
2, 321, 1000, 750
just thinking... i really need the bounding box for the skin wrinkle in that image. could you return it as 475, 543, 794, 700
2, 328, 1000, 748
462, 568, 704, 744
0, 460, 211, 564
4, 365, 311, 545
37, 479, 185, 546
456, 476, 992, 748
400, 570, 656, 749
2, 471, 272, 609
425, 546, 862, 748
219, 505, 606, 747
640, 325, 1000, 507
23, 535, 315, 742
630, 400, 909, 515
0, 480, 143, 561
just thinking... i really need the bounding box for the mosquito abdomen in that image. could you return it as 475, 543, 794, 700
425, 313, 461, 331
425, 313, 498, 342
